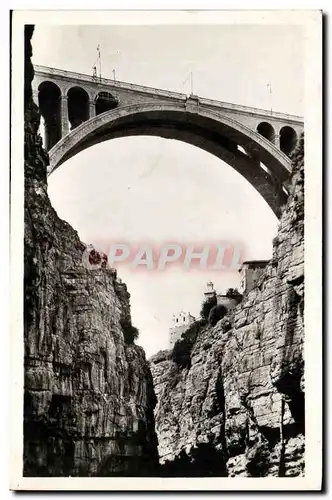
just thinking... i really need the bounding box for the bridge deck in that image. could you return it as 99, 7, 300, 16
34, 64, 303, 125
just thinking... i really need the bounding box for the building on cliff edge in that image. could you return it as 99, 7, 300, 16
169, 311, 196, 348
204, 281, 241, 311
238, 260, 270, 294
169, 282, 242, 348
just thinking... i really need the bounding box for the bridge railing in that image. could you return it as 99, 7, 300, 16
199, 97, 304, 123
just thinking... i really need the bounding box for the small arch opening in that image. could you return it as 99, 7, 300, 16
95, 92, 118, 115
237, 145, 249, 156
280, 126, 297, 155
38, 81, 61, 151
257, 122, 275, 144
260, 162, 271, 175
67, 86, 89, 130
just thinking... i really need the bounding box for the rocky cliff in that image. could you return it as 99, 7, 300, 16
150, 137, 304, 477
23, 26, 159, 477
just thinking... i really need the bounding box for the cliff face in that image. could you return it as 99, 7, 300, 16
24, 26, 159, 477
150, 138, 304, 477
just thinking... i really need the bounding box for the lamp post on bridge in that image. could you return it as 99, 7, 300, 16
183, 70, 194, 96
97, 45, 102, 82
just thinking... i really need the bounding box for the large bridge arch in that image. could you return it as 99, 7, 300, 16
48, 102, 293, 218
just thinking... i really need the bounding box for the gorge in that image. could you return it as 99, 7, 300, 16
23, 25, 304, 477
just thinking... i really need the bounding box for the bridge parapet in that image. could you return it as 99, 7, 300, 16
33, 64, 187, 102
33, 63, 303, 188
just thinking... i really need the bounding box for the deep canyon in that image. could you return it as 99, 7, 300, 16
23, 26, 304, 477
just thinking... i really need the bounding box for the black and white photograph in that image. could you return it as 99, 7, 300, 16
9, 9, 322, 490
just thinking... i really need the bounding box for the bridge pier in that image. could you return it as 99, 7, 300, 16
274, 126, 281, 149
61, 95, 69, 137
89, 100, 96, 119
32, 90, 39, 107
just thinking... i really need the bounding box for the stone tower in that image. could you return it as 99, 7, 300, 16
204, 281, 216, 300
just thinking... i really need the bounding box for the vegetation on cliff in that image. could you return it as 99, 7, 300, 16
208, 304, 228, 327
200, 294, 217, 319
120, 318, 140, 344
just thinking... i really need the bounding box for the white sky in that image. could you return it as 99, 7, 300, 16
32, 24, 304, 357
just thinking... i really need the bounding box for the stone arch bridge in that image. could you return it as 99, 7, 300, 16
32, 65, 304, 217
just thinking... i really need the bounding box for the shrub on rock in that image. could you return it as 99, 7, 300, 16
200, 295, 217, 319
120, 318, 139, 344
208, 304, 227, 326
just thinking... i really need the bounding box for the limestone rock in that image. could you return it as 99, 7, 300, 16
23, 25, 159, 477
151, 136, 305, 477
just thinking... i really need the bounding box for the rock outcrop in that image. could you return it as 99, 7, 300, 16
150, 137, 304, 477
24, 25, 159, 477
